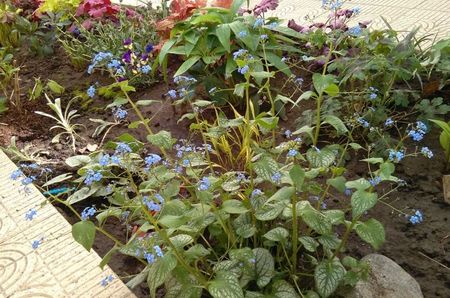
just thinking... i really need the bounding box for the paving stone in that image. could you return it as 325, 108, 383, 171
0, 150, 135, 298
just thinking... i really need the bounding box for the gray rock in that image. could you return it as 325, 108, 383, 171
345, 254, 423, 298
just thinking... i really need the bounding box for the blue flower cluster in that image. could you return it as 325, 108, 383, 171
368, 87, 378, 100
384, 117, 394, 127
81, 206, 96, 220
408, 121, 427, 142
271, 172, 282, 184
420, 147, 433, 158
115, 142, 132, 154
357, 117, 370, 128
84, 170, 103, 185
409, 210, 423, 224
100, 274, 114, 287
143, 194, 164, 212
143, 245, 164, 264
87, 85, 96, 98
369, 176, 382, 187
113, 106, 128, 120
348, 25, 362, 36
145, 153, 162, 168
99, 154, 121, 166
167, 76, 197, 100
198, 177, 211, 191
25, 208, 37, 221
32, 239, 42, 249
88, 52, 113, 74
251, 188, 263, 198
388, 149, 405, 163
287, 149, 298, 157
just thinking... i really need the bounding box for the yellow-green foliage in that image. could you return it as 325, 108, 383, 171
37, 0, 81, 14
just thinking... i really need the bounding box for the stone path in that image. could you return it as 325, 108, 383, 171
118, 0, 450, 41
0, 150, 135, 298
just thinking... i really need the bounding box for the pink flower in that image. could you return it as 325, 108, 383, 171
253, 0, 279, 16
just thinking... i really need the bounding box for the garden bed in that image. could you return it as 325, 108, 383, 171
1, 44, 449, 298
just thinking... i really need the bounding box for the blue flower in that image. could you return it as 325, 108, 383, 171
154, 245, 164, 257
32, 239, 41, 249
238, 65, 249, 75
369, 176, 382, 187
416, 121, 427, 132
253, 18, 264, 28
352, 7, 361, 14
321, 202, 327, 209
115, 142, 132, 154
198, 177, 211, 191
260, 34, 268, 40
238, 31, 248, 38
384, 117, 394, 127
114, 106, 128, 120
267, 22, 278, 29
10, 169, 23, 180
271, 172, 282, 184
25, 208, 37, 221
344, 188, 353, 196
284, 129, 292, 138
84, 170, 102, 185
357, 117, 370, 128
421, 147, 433, 158
237, 172, 246, 181
233, 49, 247, 60
155, 193, 164, 204
145, 154, 162, 167
167, 89, 177, 99
100, 274, 114, 287
87, 85, 96, 98
388, 149, 405, 163
348, 25, 362, 36
21, 176, 36, 186
99, 154, 110, 166
141, 65, 152, 74
81, 206, 96, 220
251, 189, 263, 198
287, 149, 298, 157
107, 59, 121, 70
409, 210, 423, 225
143, 197, 161, 212
110, 155, 120, 164
408, 130, 424, 142
144, 252, 155, 264
294, 77, 304, 85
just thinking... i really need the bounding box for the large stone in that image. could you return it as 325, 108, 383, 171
345, 254, 423, 298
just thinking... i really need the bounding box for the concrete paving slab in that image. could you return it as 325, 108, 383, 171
0, 150, 136, 298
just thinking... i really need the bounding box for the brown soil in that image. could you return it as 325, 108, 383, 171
1, 46, 449, 298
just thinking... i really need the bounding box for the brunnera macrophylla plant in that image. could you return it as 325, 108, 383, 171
36, 123, 422, 297
156, 0, 304, 109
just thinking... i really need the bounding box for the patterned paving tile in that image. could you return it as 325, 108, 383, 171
0, 150, 135, 298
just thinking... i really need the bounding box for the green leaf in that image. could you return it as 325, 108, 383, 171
146, 130, 176, 149
46, 80, 65, 94
322, 115, 348, 135
272, 280, 299, 298
159, 38, 176, 64
379, 162, 395, 179
169, 234, 194, 248
216, 24, 230, 52
264, 51, 292, 76
267, 186, 295, 204
253, 155, 278, 181
42, 173, 72, 187
324, 84, 339, 96
355, 219, 385, 249
351, 190, 378, 218
136, 100, 160, 106
233, 83, 246, 97
65, 155, 91, 167
289, 165, 305, 192
326, 176, 346, 193
174, 56, 201, 77
147, 253, 178, 295
185, 244, 210, 259
345, 178, 371, 191
72, 221, 96, 251
299, 236, 319, 252
297, 201, 332, 234
263, 227, 289, 243
312, 73, 336, 95
253, 248, 274, 288
306, 147, 336, 168
255, 202, 284, 221
208, 271, 244, 298
314, 258, 346, 297
222, 199, 248, 214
